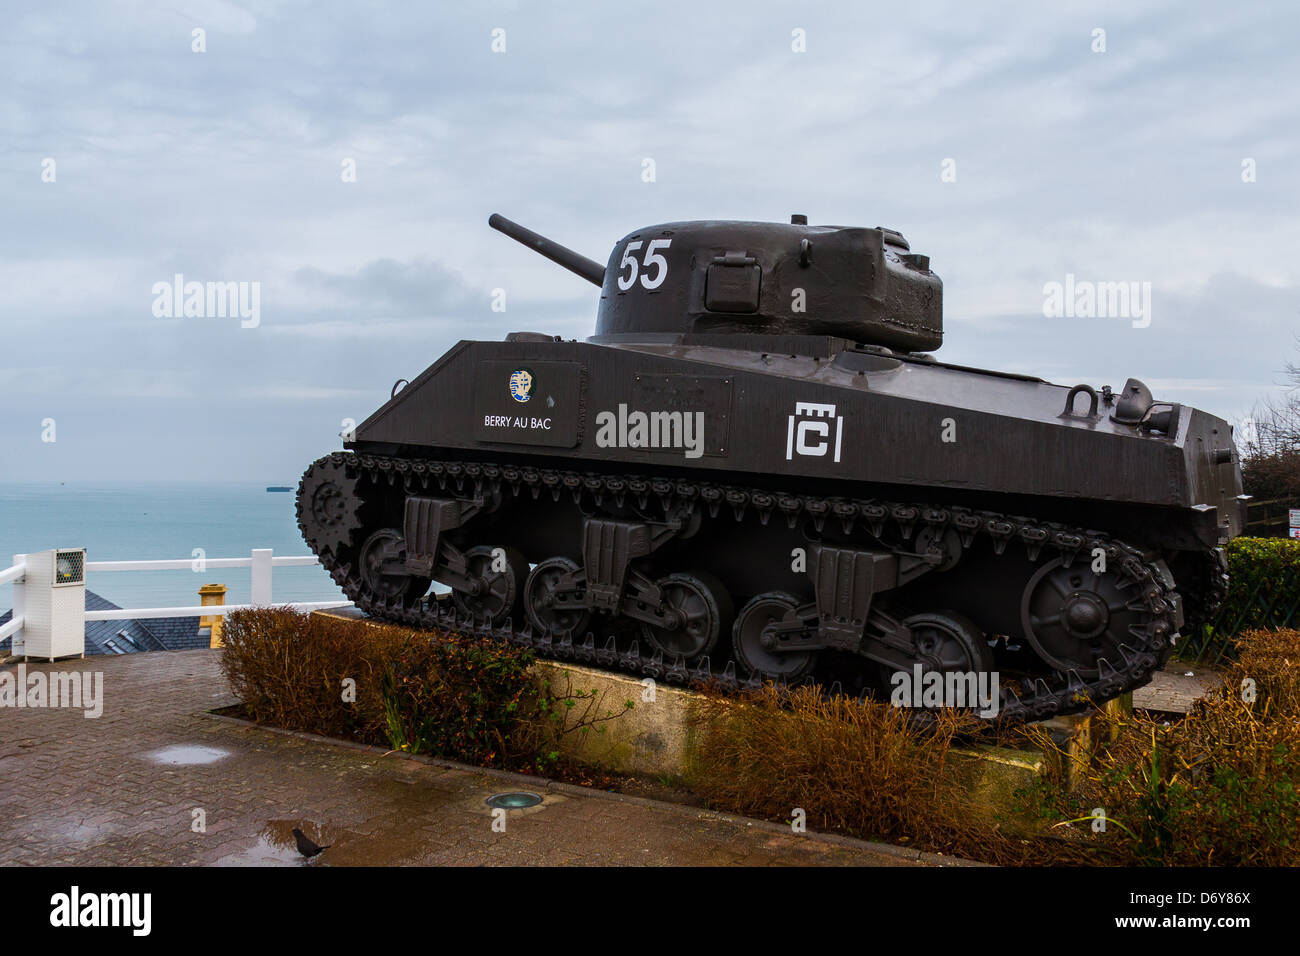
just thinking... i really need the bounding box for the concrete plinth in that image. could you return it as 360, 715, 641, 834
946, 745, 1046, 816
305, 611, 1083, 811
534, 660, 696, 777
1037, 693, 1132, 791
537, 660, 1058, 812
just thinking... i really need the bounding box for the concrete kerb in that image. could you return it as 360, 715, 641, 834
200, 707, 986, 867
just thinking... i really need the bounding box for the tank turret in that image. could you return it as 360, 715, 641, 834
490, 213, 943, 352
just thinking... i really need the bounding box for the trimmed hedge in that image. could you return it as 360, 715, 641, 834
379, 632, 538, 767
1216, 537, 1300, 633
1180, 537, 1300, 663
219, 607, 408, 743
219, 608, 627, 772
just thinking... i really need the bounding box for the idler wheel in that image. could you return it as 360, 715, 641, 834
524, 556, 592, 637
732, 592, 817, 680
1020, 557, 1143, 676
452, 545, 529, 626
639, 571, 732, 662
358, 528, 430, 603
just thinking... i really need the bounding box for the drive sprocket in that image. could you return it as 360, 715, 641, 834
296, 453, 364, 556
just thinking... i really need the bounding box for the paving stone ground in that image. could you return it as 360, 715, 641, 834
1131, 663, 1225, 714
0, 650, 938, 867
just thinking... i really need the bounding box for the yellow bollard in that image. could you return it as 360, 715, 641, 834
199, 583, 228, 647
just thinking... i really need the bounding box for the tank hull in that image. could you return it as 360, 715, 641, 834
352, 335, 1241, 551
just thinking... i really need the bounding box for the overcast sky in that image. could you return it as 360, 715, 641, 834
3, 0, 1297, 482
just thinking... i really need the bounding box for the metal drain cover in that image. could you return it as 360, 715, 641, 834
485, 791, 543, 810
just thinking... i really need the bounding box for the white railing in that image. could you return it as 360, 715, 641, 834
0, 548, 353, 651
0, 614, 21, 644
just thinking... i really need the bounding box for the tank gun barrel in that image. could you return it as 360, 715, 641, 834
488, 213, 605, 287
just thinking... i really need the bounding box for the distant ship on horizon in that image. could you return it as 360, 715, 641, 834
266, 486, 292, 493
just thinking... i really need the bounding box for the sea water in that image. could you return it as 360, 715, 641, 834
0, 483, 346, 614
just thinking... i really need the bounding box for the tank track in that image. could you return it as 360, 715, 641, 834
1181, 547, 1230, 635
298, 451, 1184, 725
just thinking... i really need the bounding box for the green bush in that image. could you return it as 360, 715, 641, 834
1217, 537, 1300, 633
1178, 537, 1300, 663
380, 632, 538, 767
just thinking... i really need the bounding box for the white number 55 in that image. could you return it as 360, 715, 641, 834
616, 238, 672, 291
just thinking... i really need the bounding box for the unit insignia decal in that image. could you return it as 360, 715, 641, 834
508, 368, 534, 403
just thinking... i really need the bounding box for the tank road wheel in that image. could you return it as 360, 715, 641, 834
451, 545, 529, 626
297, 459, 362, 555
732, 592, 817, 680
1020, 557, 1144, 676
639, 572, 733, 662
878, 611, 994, 712
902, 611, 994, 675
524, 557, 592, 638
358, 528, 430, 603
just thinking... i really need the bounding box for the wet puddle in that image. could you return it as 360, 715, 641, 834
212, 819, 356, 866
146, 744, 230, 765
210, 785, 562, 865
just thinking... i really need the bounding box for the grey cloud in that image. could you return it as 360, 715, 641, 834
291, 258, 477, 317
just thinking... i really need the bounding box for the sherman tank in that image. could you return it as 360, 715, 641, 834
297, 212, 1244, 721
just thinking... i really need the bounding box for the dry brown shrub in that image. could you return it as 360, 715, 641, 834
1057, 628, 1300, 865
219, 607, 419, 743
219, 607, 630, 771
1232, 626, 1300, 714
686, 683, 1100, 864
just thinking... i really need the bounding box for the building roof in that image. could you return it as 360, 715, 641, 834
1, 589, 207, 656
